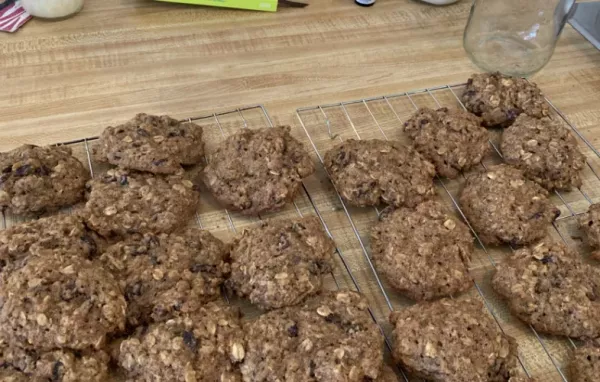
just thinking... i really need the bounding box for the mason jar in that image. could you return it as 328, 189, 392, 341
463, 0, 575, 77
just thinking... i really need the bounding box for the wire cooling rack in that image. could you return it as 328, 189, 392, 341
296, 84, 600, 381
0, 105, 409, 379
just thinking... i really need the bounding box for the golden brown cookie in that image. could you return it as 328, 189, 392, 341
227, 217, 335, 310
492, 240, 600, 340
203, 126, 315, 216
100, 228, 230, 326
0, 145, 89, 215
83, 169, 199, 238
461, 72, 549, 127
371, 201, 473, 301
324, 139, 436, 208
118, 302, 244, 382
92, 113, 205, 174
501, 114, 585, 191
0, 252, 126, 351
459, 164, 559, 246
403, 107, 489, 178
389, 297, 527, 382
242, 290, 384, 381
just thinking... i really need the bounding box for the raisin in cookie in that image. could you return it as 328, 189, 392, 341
492, 240, 600, 340
579, 203, 600, 261
501, 114, 585, 191
242, 290, 384, 381
227, 216, 335, 310
118, 301, 244, 382
570, 345, 600, 382
389, 297, 527, 382
0, 213, 99, 280
203, 126, 314, 216
92, 113, 204, 174
371, 201, 473, 301
461, 72, 549, 127
403, 107, 489, 178
100, 228, 229, 326
0, 252, 126, 351
84, 169, 199, 238
0, 145, 88, 215
324, 139, 436, 208
459, 164, 559, 246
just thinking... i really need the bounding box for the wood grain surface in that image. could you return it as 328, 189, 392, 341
1, 0, 600, 381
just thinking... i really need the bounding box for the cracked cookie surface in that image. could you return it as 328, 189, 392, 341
403, 107, 489, 178
84, 169, 199, 238
324, 139, 436, 208
501, 114, 585, 191
227, 216, 335, 310
203, 126, 315, 216
461, 72, 549, 127
92, 113, 204, 174
459, 164, 559, 246
492, 240, 600, 340
242, 290, 384, 382
100, 228, 229, 326
0, 145, 88, 215
371, 201, 473, 301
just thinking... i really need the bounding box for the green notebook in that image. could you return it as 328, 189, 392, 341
155, 0, 280, 12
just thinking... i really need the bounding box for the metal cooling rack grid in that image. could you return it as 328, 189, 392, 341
0, 105, 407, 379
296, 84, 600, 381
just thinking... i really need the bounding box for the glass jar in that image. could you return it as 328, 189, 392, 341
463, 0, 575, 77
21, 0, 84, 20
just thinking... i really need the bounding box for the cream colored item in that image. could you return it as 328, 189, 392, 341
21, 0, 84, 19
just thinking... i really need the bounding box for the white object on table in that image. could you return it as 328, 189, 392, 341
21, 0, 84, 19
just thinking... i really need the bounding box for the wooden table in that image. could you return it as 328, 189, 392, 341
1, 1, 599, 381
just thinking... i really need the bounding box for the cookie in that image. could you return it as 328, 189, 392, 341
100, 228, 230, 326
324, 139, 436, 208
0, 252, 126, 351
570, 345, 600, 382
501, 114, 585, 191
461, 72, 549, 127
227, 216, 335, 310
459, 164, 560, 246
242, 290, 384, 381
92, 113, 205, 174
0, 341, 110, 382
118, 301, 244, 382
403, 107, 489, 178
0, 368, 28, 382
0, 213, 99, 280
578, 203, 600, 261
371, 201, 473, 301
492, 240, 600, 340
83, 169, 199, 238
203, 126, 314, 216
0, 144, 89, 215
389, 297, 526, 382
